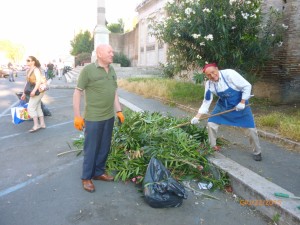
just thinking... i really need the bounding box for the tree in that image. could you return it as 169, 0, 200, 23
70, 30, 94, 56
0, 40, 25, 63
150, 0, 287, 80
107, 19, 125, 33
75, 52, 92, 66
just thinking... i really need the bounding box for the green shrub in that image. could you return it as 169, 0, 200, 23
113, 52, 131, 67
193, 72, 205, 84
160, 62, 177, 78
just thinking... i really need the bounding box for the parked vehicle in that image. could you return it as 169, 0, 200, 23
0, 67, 9, 78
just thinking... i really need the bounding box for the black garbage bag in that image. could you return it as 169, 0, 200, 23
143, 157, 188, 208
15, 92, 51, 116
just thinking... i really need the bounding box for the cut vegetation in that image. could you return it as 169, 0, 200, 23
73, 110, 229, 189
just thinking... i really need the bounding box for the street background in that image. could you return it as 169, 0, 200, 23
0, 71, 299, 225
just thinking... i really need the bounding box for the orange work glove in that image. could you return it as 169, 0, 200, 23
116, 111, 125, 124
74, 116, 85, 131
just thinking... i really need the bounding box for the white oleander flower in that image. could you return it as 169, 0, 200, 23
192, 34, 201, 39
203, 8, 211, 13
229, 0, 237, 5
204, 34, 213, 41
185, 8, 193, 16
241, 12, 249, 20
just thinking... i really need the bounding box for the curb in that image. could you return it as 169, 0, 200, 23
209, 153, 300, 225
257, 130, 300, 151
120, 96, 300, 225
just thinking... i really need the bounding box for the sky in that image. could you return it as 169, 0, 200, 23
0, 0, 143, 63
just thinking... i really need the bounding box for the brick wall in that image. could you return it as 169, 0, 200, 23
253, 0, 300, 103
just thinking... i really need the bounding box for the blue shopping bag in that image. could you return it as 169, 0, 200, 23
11, 100, 30, 124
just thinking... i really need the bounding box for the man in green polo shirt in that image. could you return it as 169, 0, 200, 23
73, 44, 125, 193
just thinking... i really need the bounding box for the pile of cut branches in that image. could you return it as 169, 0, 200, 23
73, 110, 228, 189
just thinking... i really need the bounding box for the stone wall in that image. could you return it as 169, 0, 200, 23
109, 34, 124, 55
110, 27, 139, 67
122, 25, 139, 67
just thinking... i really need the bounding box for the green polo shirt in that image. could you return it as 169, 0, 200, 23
76, 62, 118, 121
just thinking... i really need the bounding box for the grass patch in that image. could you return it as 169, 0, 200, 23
256, 111, 300, 141
118, 77, 204, 104
255, 112, 283, 128
170, 81, 204, 103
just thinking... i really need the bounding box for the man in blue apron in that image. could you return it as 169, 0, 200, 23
191, 63, 262, 161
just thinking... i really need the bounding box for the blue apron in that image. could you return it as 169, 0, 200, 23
208, 72, 255, 128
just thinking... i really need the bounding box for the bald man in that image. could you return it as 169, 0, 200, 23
73, 44, 125, 193
191, 63, 262, 161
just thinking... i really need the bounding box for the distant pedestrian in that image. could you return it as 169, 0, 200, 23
57, 59, 64, 80
21, 56, 46, 133
8, 62, 15, 82
73, 44, 125, 193
46, 61, 55, 79
191, 63, 262, 161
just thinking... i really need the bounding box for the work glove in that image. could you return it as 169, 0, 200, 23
117, 111, 125, 124
191, 117, 199, 125
74, 116, 85, 131
235, 102, 245, 111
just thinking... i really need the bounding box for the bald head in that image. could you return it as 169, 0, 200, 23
96, 44, 112, 53
96, 44, 114, 67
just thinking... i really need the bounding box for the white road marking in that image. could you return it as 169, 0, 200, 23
0, 157, 82, 197
0, 121, 73, 140
119, 97, 144, 112
0, 100, 19, 121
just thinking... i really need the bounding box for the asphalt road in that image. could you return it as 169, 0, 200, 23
0, 74, 273, 225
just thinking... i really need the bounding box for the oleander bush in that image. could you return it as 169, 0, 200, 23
150, 0, 287, 80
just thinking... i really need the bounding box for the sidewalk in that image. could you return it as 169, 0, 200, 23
54, 70, 300, 224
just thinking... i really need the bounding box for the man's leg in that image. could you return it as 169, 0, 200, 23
94, 117, 114, 177
207, 122, 219, 148
244, 128, 262, 161
82, 121, 100, 180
